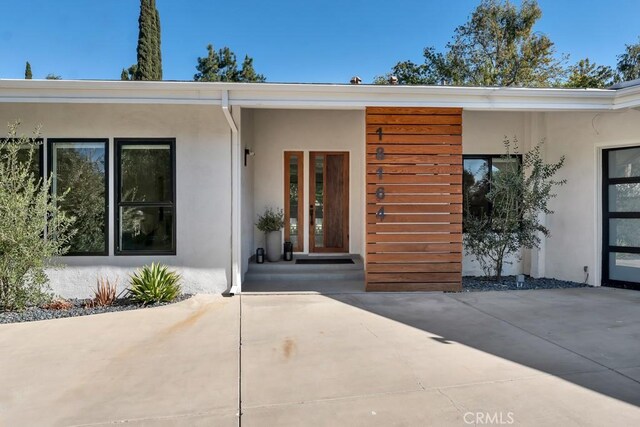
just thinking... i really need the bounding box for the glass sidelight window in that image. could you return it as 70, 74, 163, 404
116, 139, 176, 255
48, 139, 108, 255
603, 146, 640, 289
284, 151, 304, 251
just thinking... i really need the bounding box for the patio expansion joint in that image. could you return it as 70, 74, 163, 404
67, 408, 235, 427
447, 294, 640, 387
240, 374, 552, 412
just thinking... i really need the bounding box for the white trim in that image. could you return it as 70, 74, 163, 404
222, 91, 241, 294
2, 79, 640, 111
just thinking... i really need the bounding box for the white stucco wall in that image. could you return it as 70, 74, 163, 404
544, 109, 640, 285
0, 103, 232, 298
241, 108, 255, 277
461, 111, 528, 277
250, 109, 366, 257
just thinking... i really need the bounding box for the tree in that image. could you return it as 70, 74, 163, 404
377, 0, 565, 87
194, 45, 265, 82
239, 55, 266, 82
374, 57, 440, 85
564, 58, 615, 88
24, 62, 32, 79
124, 0, 162, 81
0, 122, 75, 310
616, 38, 640, 82
45, 74, 62, 80
463, 139, 566, 280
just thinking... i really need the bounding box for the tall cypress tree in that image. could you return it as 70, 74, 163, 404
133, 0, 162, 80
25, 62, 32, 79
152, 0, 162, 80
135, 0, 154, 80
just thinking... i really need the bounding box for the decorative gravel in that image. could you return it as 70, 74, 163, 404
0, 294, 192, 325
463, 276, 588, 292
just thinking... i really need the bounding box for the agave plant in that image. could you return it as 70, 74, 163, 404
129, 263, 181, 304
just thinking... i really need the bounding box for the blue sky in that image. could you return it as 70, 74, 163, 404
2, 0, 639, 83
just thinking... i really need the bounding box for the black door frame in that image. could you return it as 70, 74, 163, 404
602, 146, 640, 290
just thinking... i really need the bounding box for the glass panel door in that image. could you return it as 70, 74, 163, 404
603, 146, 640, 290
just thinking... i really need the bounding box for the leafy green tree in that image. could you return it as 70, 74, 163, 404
0, 123, 75, 310
45, 74, 62, 80
153, 2, 162, 79
25, 62, 32, 79
194, 45, 265, 82
377, 0, 565, 87
125, 0, 162, 81
564, 58, 615, 88
463, 139, 566, 280
616, 38, 640, 82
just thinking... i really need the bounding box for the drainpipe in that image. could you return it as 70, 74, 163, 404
222, 90, 241, 295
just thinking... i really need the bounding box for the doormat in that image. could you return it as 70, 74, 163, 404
295, 258, 355, 265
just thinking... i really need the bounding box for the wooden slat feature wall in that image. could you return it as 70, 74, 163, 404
365, 107, 463, 292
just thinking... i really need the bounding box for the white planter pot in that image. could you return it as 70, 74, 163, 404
265, 231, 282, 262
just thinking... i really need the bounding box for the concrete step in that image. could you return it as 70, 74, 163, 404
248, 260, 363, 272
245, 254, 364, 282
243, 279, 365, 293
244, 269, 365, 282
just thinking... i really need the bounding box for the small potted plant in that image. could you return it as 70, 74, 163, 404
256, 207, 284, 262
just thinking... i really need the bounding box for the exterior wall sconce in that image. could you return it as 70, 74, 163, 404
244, 148, 255, 166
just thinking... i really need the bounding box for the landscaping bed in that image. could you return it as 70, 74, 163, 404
463, 276, 588, 292
0, 294, 192, 325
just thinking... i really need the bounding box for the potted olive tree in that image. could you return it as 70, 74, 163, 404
256, 207, 284, 262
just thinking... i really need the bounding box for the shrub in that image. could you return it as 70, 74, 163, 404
129, 263, 181, 304
255, 207, 284, 232
86, 276, 118, 308
43, 299, 73, 310
0, 122, 75, 311
463, 138, 566, 280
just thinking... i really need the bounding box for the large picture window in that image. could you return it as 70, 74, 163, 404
115, 139, 176, 255
48, 139, 108, 255
463, 155, 521, 223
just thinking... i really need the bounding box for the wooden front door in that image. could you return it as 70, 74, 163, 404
309, 152, 349, 253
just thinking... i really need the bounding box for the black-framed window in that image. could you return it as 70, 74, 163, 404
602, 146, 640, 290
463, 155, 521, 223
0, 138, 44, 181
48, 139, 109, 255
115, 139, 176, 255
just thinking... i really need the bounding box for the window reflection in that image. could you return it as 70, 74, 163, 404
51, 141, 107, 254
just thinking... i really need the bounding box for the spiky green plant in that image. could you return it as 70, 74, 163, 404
129, 263, 181, 304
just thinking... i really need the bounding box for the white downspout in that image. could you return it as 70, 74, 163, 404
222, 90, 241, 295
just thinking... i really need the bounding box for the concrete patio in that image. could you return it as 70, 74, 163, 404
1, 288, 639, 426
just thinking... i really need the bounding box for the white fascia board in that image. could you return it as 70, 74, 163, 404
228, 83, 615, 111
1, 79, 639, 111
0, 79, 223, 105
611, 84, 640, 109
